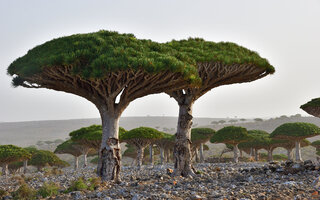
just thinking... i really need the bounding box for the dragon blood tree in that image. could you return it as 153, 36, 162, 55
166, 38, 274, 176
210, 126, 251, 163
70, 125, 125, 167
301, 98, 320, 117
154, 133, 175, 165
278, 139, 310, 161
120, 127, 164, 169
270, 122, 320, 162
54, 139, 91, 170
7, 30, 200, 181
8, 146, 38, 174
29, 150, 67, 171
311, 140, 320, 151
191, 128, 215, 163
0, 145, 31, 176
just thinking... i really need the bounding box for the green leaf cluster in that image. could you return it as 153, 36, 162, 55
29, 150, 66, 169
70, 125, 126, 145
210, 126, 250, 145
191, 128, 215, 142
270, 122, 320, 140
37, 182, 59, 198
54, 139, 82, 157
0, 145, 31, 164
8, 30, 200, 84
300, 98, 320, 109
238, 130, 283, 150
166, 38, 274, 73
120, 127, 164, 141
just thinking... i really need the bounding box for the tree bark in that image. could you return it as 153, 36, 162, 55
254, 149, 259, 161
97, 108, 121, 182
83, 153, 88, 168
149, 145, 154, 165
2, 164, 8, 176
160, 147, 164, 165
233, 144, 240, 163
173, 100, 195, 177
287, 148, 293, 161
267, 149, 273, 162
240, 150, 243, 158
195, 147, 200, 163
23, 160, 28, 174
199, 143, 204, 163
166, 149, 171, 163
295, 140, 302, 162
137, 146, 144, 169
250, 147, 253, 157
74, 156, 79, 170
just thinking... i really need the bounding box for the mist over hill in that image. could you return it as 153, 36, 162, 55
1, 115, 320, 147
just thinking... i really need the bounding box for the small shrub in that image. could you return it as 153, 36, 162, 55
273, 154, 288, 161
0, 189, 8, 198
87, 177, 101, 191
51, 167, 63, 175
37, 182, 59, 198
66, 177, 88, 192
12, 183, 36, 200
11, 175, 25, 185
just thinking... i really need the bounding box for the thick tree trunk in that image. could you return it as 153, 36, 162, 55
195, 147, 200, 163
199, 143, 204, 163
160, 147, 164, 165
137, 146, 144, 169
267, 148, 273, 162
2, 164, 8, 176
240, 150, 243, 158
74, 156, 79, 170
233, 144, 240, 163
295, 141, 302, 162
149, 145, 154, 165
23, 160, 28, 174
250, 148, 253, 157
254, 149, 259, 161
287, 148, 293, 161
166, 149, 171, 163
173, 100, 195, 177
97, 108, 121, 182
83, 153, 88, 168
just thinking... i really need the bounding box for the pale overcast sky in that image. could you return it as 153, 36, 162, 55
1, 0, 320, 122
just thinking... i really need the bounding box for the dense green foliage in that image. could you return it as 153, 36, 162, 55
70, 125, 126, 146
8, 30, 200, 84
37, 182, 59, 198
300, 98, 320, 109
270, 122, 320, 139
191, 128, 215, 142
0, 145, 31, 164
210, 126, 250, 145
239, 130, 283, 150
166, 38, 274, 73
54, 139, 83, 157
120, 127, 164, 141
312, 140, 320, 147
29, 150, 67, 169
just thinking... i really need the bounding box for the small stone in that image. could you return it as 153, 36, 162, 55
132, 194, 139, 200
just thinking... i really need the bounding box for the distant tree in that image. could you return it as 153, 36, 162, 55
8, 30, 200, 181
301, 98, 320, 118
277, 139, 310, 161
29, 150, 68, 171
154, 133, 175, 165
218, 120, 226, 124
0, 145, 31, 176
191, 128, 215, 163
210, 126, 251, 163
54, 139, 92, 170
120, 127, 164, 169
240, 118, 246, 122
228, 119, 238, 124
70, 125, 126, 150
254, 118, 263, 122
270, 122, 320, 162
311, 140, 320, 151
211, 121, 219, 125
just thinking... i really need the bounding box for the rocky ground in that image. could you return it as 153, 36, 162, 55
1, 161, 320, 200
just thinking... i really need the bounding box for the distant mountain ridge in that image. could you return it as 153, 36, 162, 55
1, 115, 320, 147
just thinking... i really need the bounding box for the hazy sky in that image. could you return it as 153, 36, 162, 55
1, 0, 320, 122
